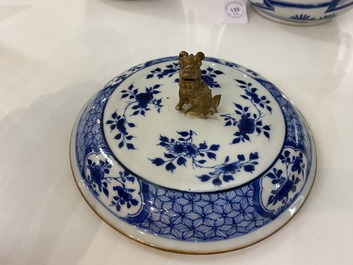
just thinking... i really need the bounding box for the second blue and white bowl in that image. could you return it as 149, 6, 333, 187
249, 0, 353, 25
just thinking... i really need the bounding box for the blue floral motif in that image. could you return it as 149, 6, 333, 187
146, 62, 179, 79
150, 130, 220, 173
197, 153, 259, 186
319, 14, 337, 20
266, 168, 299, 207
85, 156, 111, 197
150, 130, 259, 186
279, 149, 305, 175
201, 67, 224, 88
291, 14, 315, 21
221, 80, 271, 144
236, 80, 272, 112
245, 68, 260, 77
253, 146, 307, 217
83, 151, 148, 220
106, 83, 163, 150
109, 171, 139, 212
267, 150, 305, 207
224, 61, 240, 69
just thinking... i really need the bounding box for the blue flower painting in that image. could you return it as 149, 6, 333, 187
150, 130, 259, 186
146, 63, 179, 79
197, 153, 259, 186
150, 130, 220, 173
84, 153, 141, 214
221, 79, 272, 144
201, 67, 224, 88
256, 147, 307, 215
106, 83, 163, 150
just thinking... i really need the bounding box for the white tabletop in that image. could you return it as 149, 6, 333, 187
1, 1, 353, 264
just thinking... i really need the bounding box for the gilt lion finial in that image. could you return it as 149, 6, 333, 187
175, 51, 221, 118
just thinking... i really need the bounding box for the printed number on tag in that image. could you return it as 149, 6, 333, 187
224, 0, 248, 24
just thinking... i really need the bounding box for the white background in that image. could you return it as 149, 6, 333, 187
1, 0, 353, 264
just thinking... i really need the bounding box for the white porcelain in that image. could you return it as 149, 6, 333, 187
249, 0, 353, 25
70, 56, 317, 253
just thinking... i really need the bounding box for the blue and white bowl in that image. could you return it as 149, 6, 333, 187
249, 0, 353, 25
70, 56, 317, 254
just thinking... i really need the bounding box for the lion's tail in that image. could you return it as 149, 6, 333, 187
210, 94, 222, 113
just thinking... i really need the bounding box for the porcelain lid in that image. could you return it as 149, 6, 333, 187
70, 56, 316, 253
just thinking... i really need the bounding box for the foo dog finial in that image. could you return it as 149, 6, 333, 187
175, 51, 222, 118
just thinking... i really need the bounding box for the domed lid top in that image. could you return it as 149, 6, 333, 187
103, 57, 286, 192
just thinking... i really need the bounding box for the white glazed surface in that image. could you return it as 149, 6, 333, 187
1, 0, 353, 264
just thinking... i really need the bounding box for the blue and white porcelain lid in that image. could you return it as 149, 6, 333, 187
103, 60, 286, 192
70, 55, 316, 254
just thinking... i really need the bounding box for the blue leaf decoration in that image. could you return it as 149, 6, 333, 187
267, 172, 276, 179
223, 175, 234, 182
103, 187, 109, 197
126, 143, 135, 150
214, 70, 224, 75
198, 175, 211, 182
166, 162, 176, 173
244, 164, 255, 173
237, 154, 245, 161
264, 131, 270, 139
199, 142, 208, 149
232, 138, 241, 144
235, 79, 246, 85
235, 103, 243, 110
209, 144, 219, 151
127, 177, 135, 183
207, 152, 216, 160
151, 158, 165, 166
250, 152, 259, 160
159, 135, 169, 142
164, 153, 176, 159
131, 199, 139, 206
178, 131, 189, 137
177, 157, 187, 166
212, 178, 222, 186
